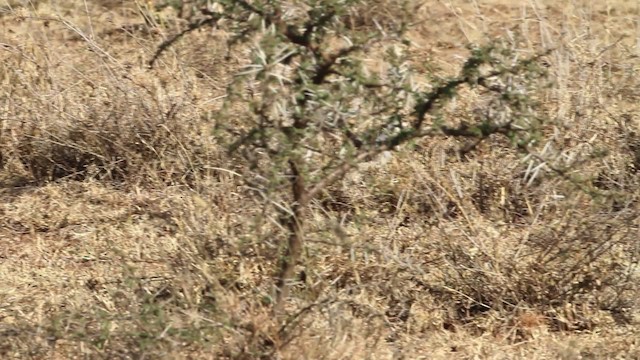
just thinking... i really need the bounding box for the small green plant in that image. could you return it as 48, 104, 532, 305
152, 0, 550, 315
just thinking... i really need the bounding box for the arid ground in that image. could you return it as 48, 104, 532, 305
1, 0, 639, 358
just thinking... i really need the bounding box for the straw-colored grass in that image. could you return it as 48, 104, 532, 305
1, 0, 638, 358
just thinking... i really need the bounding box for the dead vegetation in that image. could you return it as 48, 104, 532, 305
0, 0, 639, 359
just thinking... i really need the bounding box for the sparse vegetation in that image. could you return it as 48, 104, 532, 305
1, 0, 639, 359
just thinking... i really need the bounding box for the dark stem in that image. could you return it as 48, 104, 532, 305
148, 14, 221, 67
274, 159, 308, 315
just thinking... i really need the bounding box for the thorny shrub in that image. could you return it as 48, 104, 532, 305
147, 0, 638, 324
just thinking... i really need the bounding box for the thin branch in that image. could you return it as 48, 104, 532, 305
148, 15, 221, 67
412, 48, 553, 130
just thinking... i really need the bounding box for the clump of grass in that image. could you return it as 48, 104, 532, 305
0, 25, 218, 186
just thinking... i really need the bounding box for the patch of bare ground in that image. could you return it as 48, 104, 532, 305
1, 0, 639, 358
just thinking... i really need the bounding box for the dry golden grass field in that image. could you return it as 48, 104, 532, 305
1, 0, 639, 358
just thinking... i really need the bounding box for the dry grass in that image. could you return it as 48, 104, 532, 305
1, 0, 639, 358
